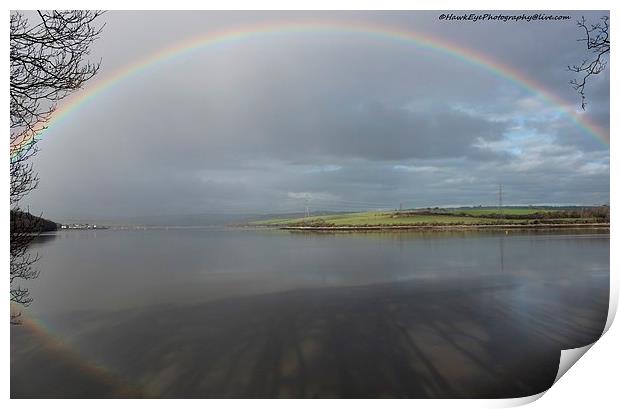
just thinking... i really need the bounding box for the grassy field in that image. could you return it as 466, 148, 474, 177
441, 208, 552, 216
249, 207, 607, 228
253, 212, 493, 226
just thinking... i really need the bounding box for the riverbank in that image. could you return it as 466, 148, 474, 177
249, 207, 610, 231
280, 223, 610, 232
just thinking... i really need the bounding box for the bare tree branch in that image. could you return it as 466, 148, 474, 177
10, 10, 104, 322
568, 16, 610, 110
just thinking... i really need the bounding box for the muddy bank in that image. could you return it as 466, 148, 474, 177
279, 223, 610, 232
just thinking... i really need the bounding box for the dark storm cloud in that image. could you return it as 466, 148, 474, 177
300, 103, 509, 161
24, 10, 609, 220
172, 100, 510, 163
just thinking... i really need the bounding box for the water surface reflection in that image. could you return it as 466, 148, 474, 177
11, 229, 609, 398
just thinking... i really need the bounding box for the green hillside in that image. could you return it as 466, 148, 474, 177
250, 206, 609, 228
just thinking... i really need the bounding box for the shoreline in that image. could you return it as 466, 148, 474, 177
278, 223, 610, 232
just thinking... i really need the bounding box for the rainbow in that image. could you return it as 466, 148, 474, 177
9, 20, 610, 161
12, 311, 145, 397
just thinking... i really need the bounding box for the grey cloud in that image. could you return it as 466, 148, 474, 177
23, 10, 609, 220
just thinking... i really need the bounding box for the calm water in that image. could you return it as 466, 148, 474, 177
11, 228, 609, 398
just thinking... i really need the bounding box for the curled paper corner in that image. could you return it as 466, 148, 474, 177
553, 343, 595, 385
494, 343, 596, 408
603, 279, 619, 335
496, 391, 546, 408
494, 341, 596, 408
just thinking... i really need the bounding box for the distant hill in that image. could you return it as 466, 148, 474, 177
78, 211, 355, 227
10, 210, 60, 233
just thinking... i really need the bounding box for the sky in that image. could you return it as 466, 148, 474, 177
24, 10, 610, 221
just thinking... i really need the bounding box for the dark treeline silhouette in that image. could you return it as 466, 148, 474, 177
397, 206, 609, 222
10, 210, 60, 233
10, 211, 59, 311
